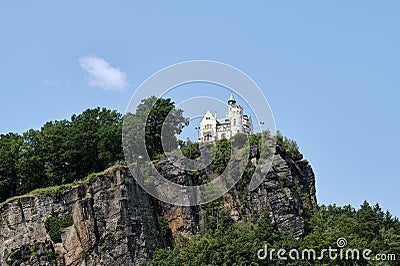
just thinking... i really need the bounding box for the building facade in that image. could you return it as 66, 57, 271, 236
198, 94, 253, 142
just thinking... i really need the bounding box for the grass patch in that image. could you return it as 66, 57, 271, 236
28, 183, 74, 196
0, 170, 104, 207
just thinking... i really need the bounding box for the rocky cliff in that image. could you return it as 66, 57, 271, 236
0, 142, 317, 265
0, 166, 164, 266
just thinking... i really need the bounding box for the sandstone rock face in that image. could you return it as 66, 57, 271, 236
0, 166, 163, 266
0, 143, 317, 265
157, 143, 318, 240
230, 145, 317, 238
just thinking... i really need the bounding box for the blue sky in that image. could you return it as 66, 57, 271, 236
1, 1, 399, 216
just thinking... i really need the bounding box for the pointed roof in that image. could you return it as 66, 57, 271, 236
228, 93, 236, 103
201, 110, 215, 121
204, 110, 214, 117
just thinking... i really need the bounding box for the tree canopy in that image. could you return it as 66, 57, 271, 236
0, 107, 124, 202
123, 96, 188, 161
0, 97, 187, 202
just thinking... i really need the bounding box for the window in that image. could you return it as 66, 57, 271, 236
221, 133, 226, 139
233, 118, 236, 126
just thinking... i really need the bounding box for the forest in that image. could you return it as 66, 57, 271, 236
0, 96, 185, 202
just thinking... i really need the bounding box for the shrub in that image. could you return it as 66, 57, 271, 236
180, 142, 200, 159
44, 214, 74, 243
276, 131, 303, 161
158, 216, 172, 239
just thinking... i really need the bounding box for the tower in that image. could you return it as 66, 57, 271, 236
228, 93, 236, 105
228, 93, 243, 135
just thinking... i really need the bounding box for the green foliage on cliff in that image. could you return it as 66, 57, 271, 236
276, 130, 303, 161
158, 216, 172, 239
0, 107, 123, 202
148, 202, 400, 265
44, 214, 74, 243
149, 210, 293, 266
180, 140, 200, 159
123, 96, 188, 161
0, 97, 187, 203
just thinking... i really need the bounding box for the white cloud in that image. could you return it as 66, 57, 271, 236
79, 55, 129, 91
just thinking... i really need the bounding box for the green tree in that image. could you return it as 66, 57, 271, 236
69, 107, 123, 181
0, 133, 22, 201
16, 129, 46, 195
123, 96, 188, 160
39, 120, 72, 185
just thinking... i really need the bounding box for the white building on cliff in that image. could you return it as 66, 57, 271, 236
198, 93, 253, 142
